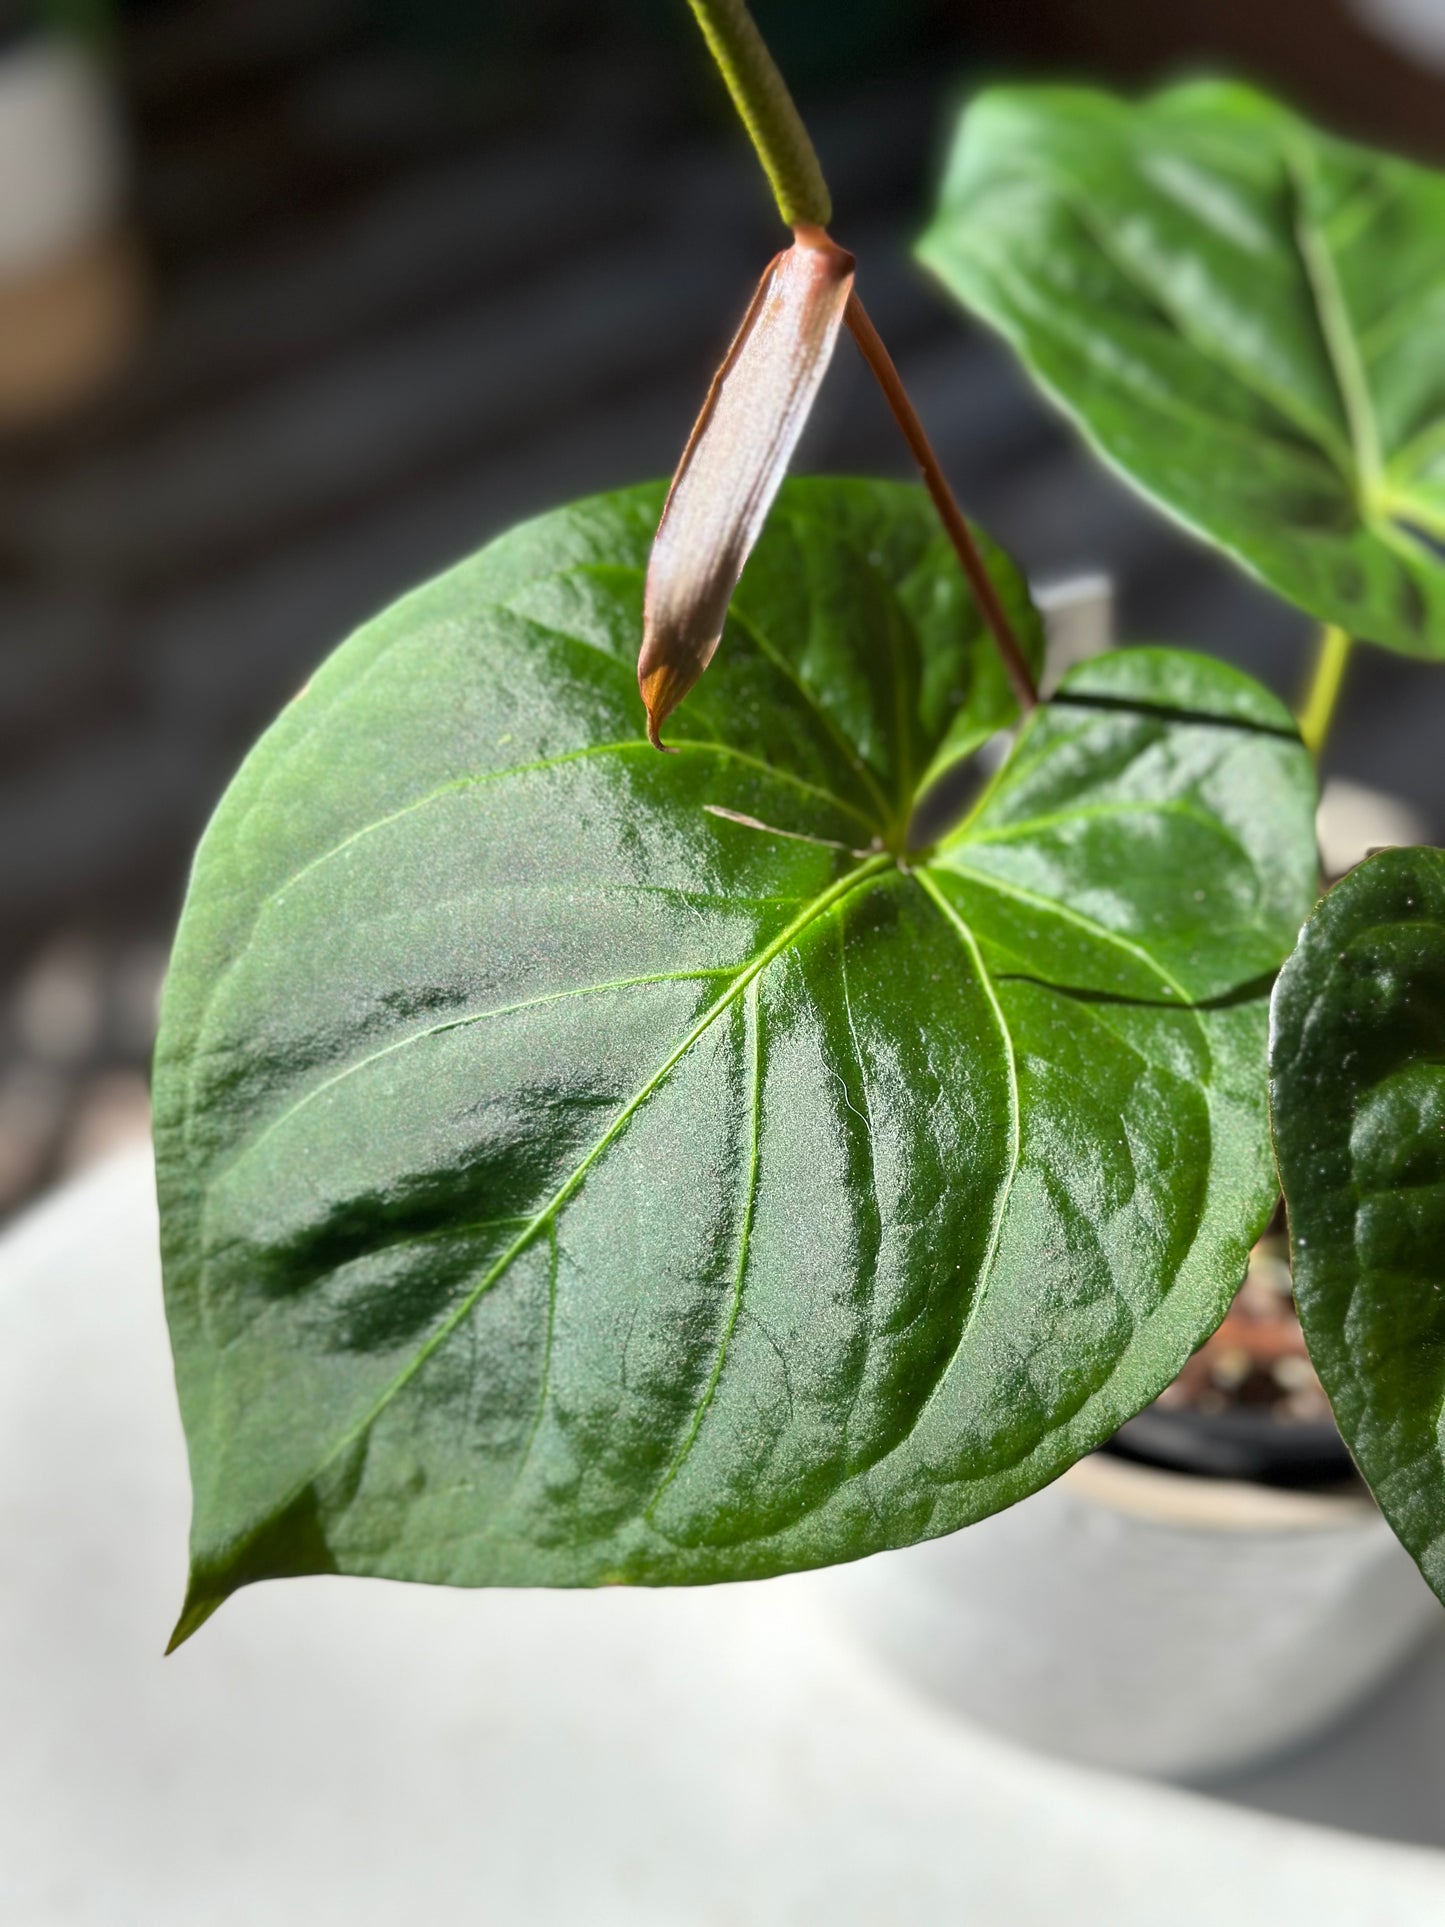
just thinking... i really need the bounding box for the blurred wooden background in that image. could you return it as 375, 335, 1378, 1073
0, 0, 1440, 1213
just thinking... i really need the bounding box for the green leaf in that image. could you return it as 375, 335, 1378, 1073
154, 477, 1317, 1643
919, 80, 1445, 657
1271, 847, 1445, 1604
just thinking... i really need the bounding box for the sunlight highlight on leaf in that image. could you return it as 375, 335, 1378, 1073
151, 481, 1316, 1634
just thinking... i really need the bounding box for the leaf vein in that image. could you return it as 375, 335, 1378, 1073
912, 869, 1023, 1400
724, 602, 894, 827
644, 976, 765, 1516
937, 860, 1196, 1004
215, 970, 733, 1187
211, 853, 893, 1566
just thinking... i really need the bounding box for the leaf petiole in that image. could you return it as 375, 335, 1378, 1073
843, 293, 1038, 714
1297, 623, 1354, 759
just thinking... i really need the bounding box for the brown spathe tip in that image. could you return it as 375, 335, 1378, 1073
639, 645, 715, 752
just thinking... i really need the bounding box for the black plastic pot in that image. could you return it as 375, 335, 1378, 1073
1104, 1404, 1356, 1490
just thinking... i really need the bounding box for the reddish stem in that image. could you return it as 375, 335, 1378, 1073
844, 292, 1037, 714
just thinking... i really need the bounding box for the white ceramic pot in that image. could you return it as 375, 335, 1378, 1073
857, 577, 1445, 1779
824, 1451, 1441, 1781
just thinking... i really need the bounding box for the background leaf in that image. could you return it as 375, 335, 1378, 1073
1272, 846, 1445, 1604
155, 478, 1316, 1641
919, 80, 1445, 657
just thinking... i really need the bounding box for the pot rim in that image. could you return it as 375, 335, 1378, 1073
1063, 1449, 1375, 1533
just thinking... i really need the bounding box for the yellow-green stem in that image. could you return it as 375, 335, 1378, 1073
1297, 624, 1354, 759
685, 0, 831, 229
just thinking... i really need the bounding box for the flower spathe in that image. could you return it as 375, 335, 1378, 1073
639, 227, 854, 749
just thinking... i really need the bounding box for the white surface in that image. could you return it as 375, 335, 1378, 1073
4, 1148, 1445, 1925
0, 42, 125, 274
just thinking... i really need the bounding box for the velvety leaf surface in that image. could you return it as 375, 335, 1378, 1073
154, 478, 1316, 1642
1271, 847, 1445, 1602
919, 81, 1445, 656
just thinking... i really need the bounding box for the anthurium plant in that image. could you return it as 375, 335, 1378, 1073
153, 0, 1445, 1647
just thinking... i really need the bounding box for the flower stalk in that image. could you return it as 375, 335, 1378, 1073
685, 0, 831, 229
642, 0, 1039, 746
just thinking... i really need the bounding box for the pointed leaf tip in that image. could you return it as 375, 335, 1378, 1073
639, 230, 854, 741
166, 1582, 225, 1653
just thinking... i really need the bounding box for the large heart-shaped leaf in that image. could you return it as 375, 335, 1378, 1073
1271, 847, 1445, 1604
919, 80, 1445, 656
155, 478, 1317, 1644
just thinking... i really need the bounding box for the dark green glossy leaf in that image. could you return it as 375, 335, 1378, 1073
919, 80, 1445, 656
1271, 847, 1445, 1604
154, 478, 1317, 1643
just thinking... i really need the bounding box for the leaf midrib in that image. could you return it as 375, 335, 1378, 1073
202, 850, 893, 1569
212, 844, 1221, 1557
941, 127, 1429, 528
933, 221, 1348, 489
1288, 147, 1384, 504
1056, 181, 1356, 479
180, 732, 879, 1205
